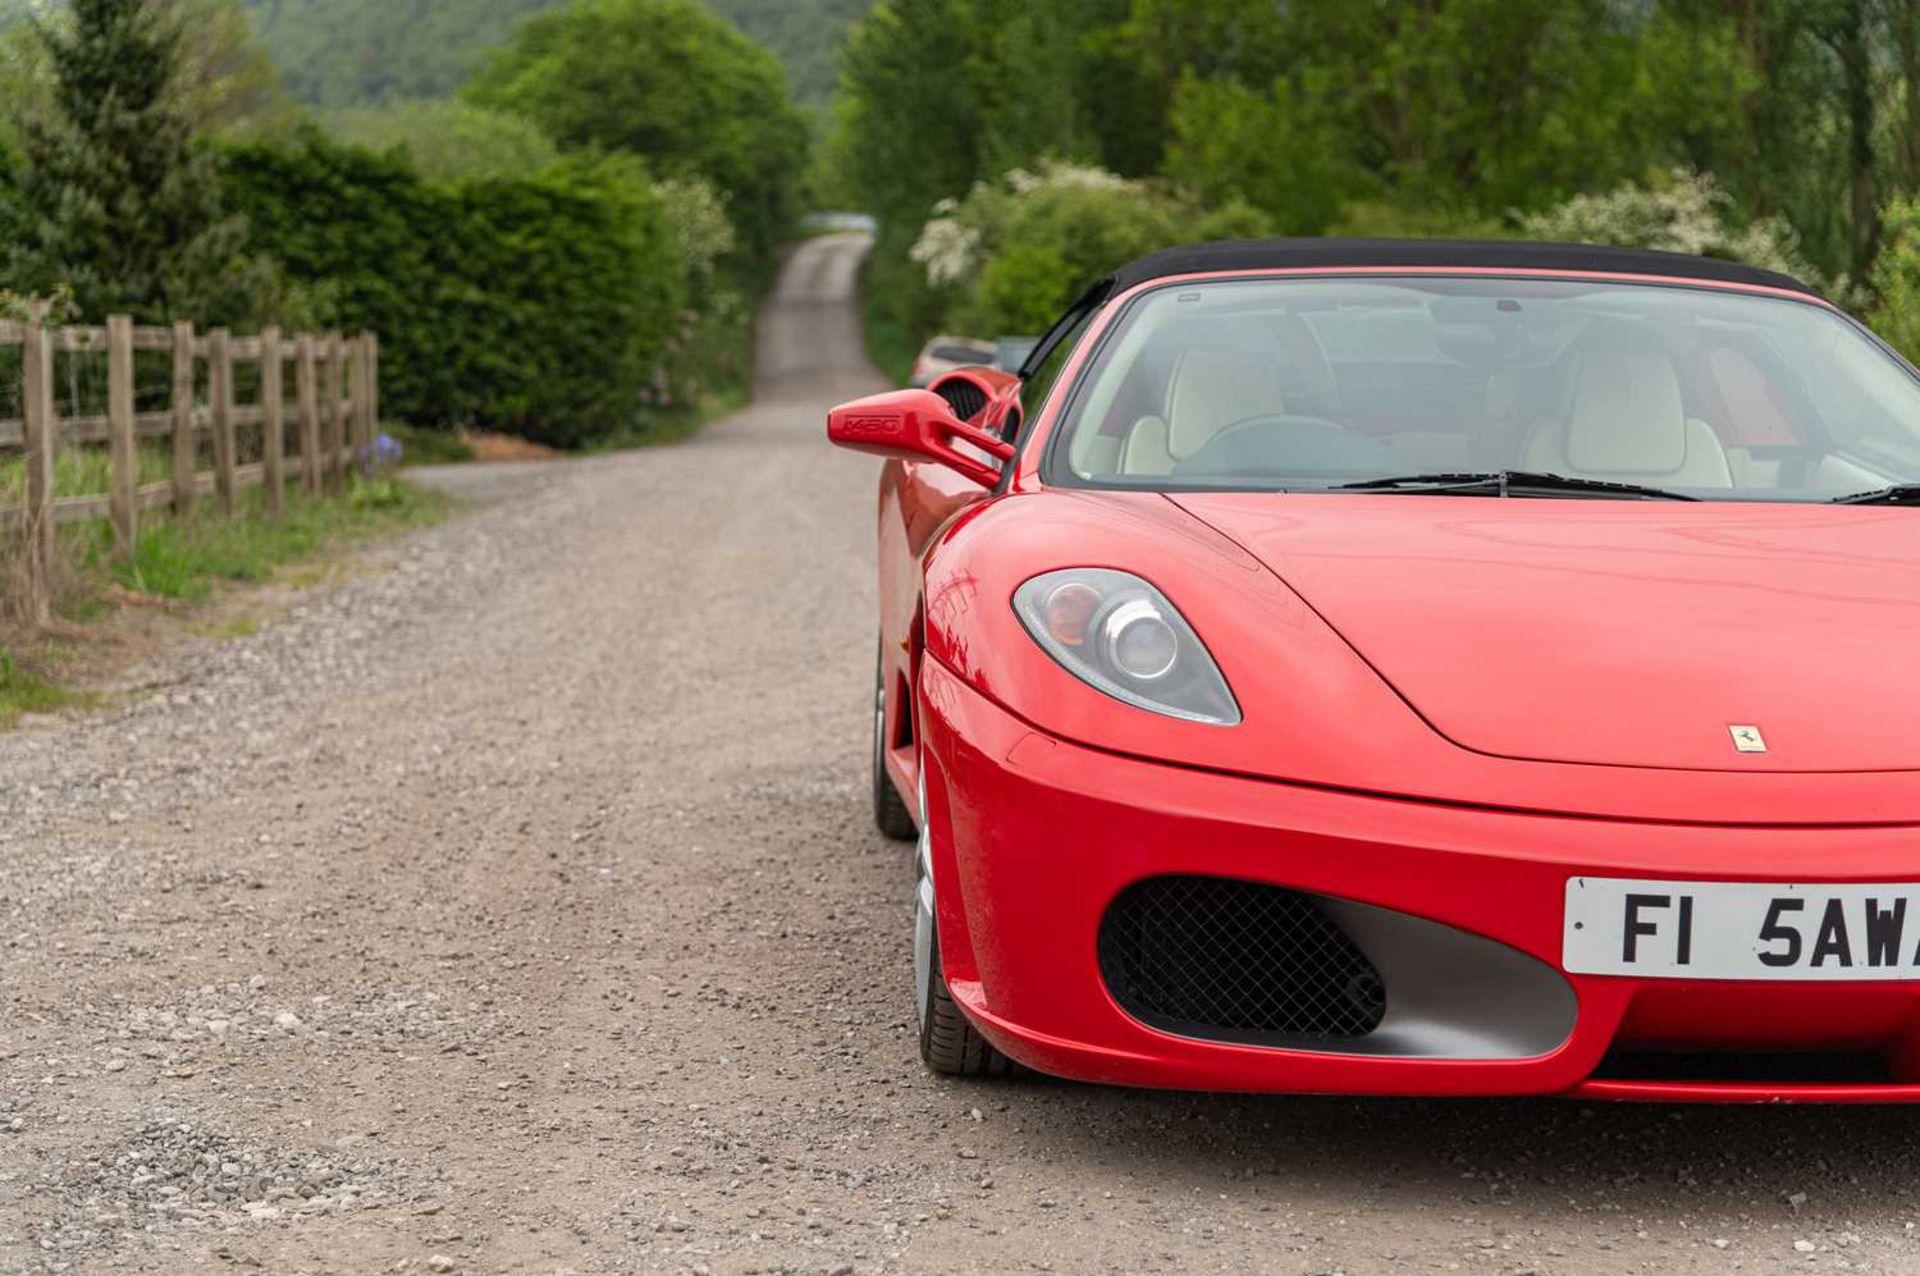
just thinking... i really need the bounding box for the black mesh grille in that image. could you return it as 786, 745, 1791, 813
933, 376, 987, 422
1099, 876, 1386, 1043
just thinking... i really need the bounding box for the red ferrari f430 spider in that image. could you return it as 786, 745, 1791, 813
828, 238, 1920, 1102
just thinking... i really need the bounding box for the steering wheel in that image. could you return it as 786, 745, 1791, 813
1176, 414, 1385, 478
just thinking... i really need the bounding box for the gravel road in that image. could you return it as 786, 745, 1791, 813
5, 233, 1920, 1275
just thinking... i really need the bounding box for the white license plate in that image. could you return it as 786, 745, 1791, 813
1563, 877, 1920, 980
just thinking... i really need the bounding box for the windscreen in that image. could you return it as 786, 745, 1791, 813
1051, 275, 1920, 500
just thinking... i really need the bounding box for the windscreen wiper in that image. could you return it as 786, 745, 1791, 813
1830, 483, 1920, 505
1332, 470, 1698, 501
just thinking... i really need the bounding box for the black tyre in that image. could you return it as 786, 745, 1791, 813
917, 837, 1014, 1077
873, 649, 918, 841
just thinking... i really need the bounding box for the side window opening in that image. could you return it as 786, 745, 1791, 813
1015, 311, 1093, 442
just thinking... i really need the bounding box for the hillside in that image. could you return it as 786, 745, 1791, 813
240, 0, 867, 110
709, 0, 870, 111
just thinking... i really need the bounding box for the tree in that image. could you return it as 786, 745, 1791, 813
4, 0, 247, 321
1655, 0, 1913, 290
1160, 71, 1359, 236
1092, 0, 1290, 175
1143, 0, 1753, 223
162, 0, 300, 138
240, 0, 564, 108
828, 0, 980, 237
705, 0, 874, 112
1809, 0, 1881, 284
0, 0, 295, 146
831, 0, 1131, 231
236, 0, 870, 116
465, 0, 809, 269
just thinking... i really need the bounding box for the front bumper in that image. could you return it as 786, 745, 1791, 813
917, 658, 1920, 1102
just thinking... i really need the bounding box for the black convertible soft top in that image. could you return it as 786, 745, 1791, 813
1104, 237, 1818, 297
1014, 238, 1818, 380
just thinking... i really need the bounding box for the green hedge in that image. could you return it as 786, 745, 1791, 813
220, 133, 684, 447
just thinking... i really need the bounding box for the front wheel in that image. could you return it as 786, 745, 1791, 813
873, 648, 917, 841
916, 819, 1014, 1077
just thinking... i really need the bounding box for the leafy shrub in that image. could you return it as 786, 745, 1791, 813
910, 161, 1274, 335
652, 176, 746, 410
1323, 200, 1509, 241
1520, 169, 1816, 285
323, 100, 562, 181
221, 132, 685, 447
449, 153, 683, 445
1868, 198, 1920, 364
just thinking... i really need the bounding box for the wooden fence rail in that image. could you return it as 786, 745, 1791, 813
0, 306, 380, 625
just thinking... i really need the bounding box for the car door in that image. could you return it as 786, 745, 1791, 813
873, 396, 1015, 810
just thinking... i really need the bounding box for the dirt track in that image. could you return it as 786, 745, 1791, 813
4, 233, 1920, 1275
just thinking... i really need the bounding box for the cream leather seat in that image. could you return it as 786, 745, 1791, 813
1119, 347, 1289, 476
1522, 329, 1732, 488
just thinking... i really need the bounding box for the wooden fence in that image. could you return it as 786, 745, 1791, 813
0, 304, 380, 624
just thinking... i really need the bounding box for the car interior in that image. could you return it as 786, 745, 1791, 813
1063, 280, 1920, 498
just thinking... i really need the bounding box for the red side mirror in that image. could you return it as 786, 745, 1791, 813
826, 388, 1015, 488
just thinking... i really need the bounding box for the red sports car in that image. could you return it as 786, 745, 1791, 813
828, 239, 1920, 1102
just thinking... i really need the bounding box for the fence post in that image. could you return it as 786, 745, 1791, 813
347, 334, 371, 463
207, 328, 234, 513
260, 326, 284, 519
106, 314, 137, 550
171, 320, 196, 516
365, 333, 380, 448
19, 301, 55, 626
323, 331, 345, 493
296, 335, 320, 496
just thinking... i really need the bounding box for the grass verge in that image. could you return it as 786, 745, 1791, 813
0, 650, 96, 727
862, 287, 917, 389
90, 477, 447, 602
0, 442, 175, 504
0, 474, 448, 728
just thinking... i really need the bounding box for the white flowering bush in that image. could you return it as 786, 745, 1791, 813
1001, 161, 1129, 196
909, 160, 1270, 333
654, 177, 735, 289
648, 177, 743, 411
1521, 169, 1816, 286
908, 206, 982, 288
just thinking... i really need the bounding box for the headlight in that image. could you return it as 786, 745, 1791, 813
1012, 569, 1240, 725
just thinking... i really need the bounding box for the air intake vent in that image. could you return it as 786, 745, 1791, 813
1099, 876, 1386, 1044
933, 377, 988, 422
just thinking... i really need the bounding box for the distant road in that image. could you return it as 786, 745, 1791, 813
1, 232, 1907, 1274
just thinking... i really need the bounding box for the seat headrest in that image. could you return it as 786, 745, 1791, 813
1167, 348, 1287, 459
1565, 327, 1687, 474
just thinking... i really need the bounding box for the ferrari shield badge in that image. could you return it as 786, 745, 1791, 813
1729, 724, 1767, 754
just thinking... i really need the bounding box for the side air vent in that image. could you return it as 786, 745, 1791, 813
932, 376, 988, 422
1098, 875, 1386, 1044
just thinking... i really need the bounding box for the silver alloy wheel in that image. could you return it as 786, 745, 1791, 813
913, 776, 935, 1026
